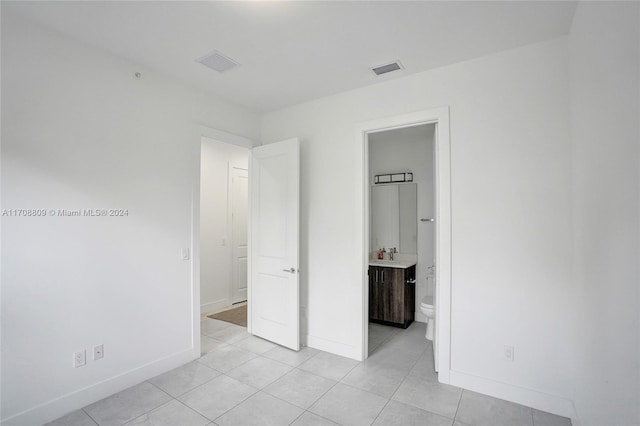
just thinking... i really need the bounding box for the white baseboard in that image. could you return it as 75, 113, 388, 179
200, 298, 230, 316
449, 369, 576, 420
306, 334, 360, 360
2, 349, 197, 426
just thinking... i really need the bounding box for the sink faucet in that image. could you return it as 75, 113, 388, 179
389, 248, 396, 261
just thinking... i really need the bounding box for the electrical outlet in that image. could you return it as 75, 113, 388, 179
93, 344, 104, 360
74, 350, 86, 368
504, 345, 515, 361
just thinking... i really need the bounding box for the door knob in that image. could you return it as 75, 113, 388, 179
282, 267, 297, 274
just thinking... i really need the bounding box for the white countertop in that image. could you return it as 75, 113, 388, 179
368, 259, 417, 269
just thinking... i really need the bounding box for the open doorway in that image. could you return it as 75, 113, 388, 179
358, 107, 452, 383
366, 124, 436, 357
199, 136, 249, 329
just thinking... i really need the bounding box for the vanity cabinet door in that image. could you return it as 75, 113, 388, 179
369, 267, 384, 322
386, 267, 405, 325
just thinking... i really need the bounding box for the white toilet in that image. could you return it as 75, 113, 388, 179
420, 296, 435, 341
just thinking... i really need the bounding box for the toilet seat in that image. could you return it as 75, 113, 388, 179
420, 296, 434, 309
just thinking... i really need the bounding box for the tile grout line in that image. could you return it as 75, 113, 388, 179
531, 405, 535, 426
452, 388, 465, 424
119, 398, 176, 426
80, 407, 100, 426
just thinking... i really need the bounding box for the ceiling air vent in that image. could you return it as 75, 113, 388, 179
371, 61, 404, 76
196, 51, 239, 73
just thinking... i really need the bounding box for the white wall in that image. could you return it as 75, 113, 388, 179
200, 137, 248, 314
568, 2, 640, 425
0, 11, 259, 426
369, 124, 436, 321
261, 37, 574, 414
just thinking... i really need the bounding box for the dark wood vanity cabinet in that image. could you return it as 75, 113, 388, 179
369, 265, 416, 328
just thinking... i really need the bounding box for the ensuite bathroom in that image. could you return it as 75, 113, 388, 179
367, 123, 437, 359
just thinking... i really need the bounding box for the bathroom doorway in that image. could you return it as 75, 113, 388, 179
358, 107, 452, 383
366, 124, 435, 356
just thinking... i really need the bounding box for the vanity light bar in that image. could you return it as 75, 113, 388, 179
374, 172, 413, 184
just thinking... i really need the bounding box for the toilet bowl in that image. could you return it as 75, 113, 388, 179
420, 296, 435, 341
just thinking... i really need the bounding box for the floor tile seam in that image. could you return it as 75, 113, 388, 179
173, 398, 214, 424
287, 409, 307, 425
334, 380, 392, 403
91, 381, 173, 426
228, 340, 274, 355
370, 333, 396, 353
531, 406, 535, 426
199, 346, 260, 371
451, 387, 465, 424
296, 362, 354, 383
197, 377, 260, 423
167, 367, 226, 399
200, 326, 234, 337
248, 388, 309, 415
252, 352, 301, 370
392, 398, 460, 425
261, 345, 320, 367
160, 368, 224, 399
208, 389, 274, 423
293, 364, 342, 395
200, 335, 229, 347
80, 407, 100, 426
225, 364, 296, 391
120, 398, 177, 426
368, 395, 393, 426
389, 383, 458, 423
300, 409, 343, 426
301, 372, 343, 415
203, 329, 247, 342
145, 380, 178, 401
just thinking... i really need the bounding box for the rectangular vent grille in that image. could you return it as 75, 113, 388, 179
371, 61, 403, 76
197, 51, 239, 73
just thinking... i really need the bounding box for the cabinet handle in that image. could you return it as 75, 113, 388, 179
375, 269, 379, 282
381, 270, 385, 282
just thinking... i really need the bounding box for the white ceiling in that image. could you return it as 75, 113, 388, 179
5, 1, 578, 113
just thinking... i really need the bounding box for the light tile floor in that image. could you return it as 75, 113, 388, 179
46, 320, 572, 426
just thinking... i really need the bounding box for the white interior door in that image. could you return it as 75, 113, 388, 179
231, 167, 248, 304
249, 138, 300, 350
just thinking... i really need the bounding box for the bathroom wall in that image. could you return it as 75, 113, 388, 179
1, 11, 259, 425
200, 137, 249, 314
568, 2, 640, 425
261, 36, 573, 415
368, 124, 435, 322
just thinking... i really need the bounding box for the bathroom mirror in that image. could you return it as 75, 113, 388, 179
370, 183, 417, 254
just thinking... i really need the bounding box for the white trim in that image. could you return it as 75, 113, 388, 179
197, 125, 255, 149
306, 334, 360, 359
355, 107, 452, 380
200, 298, 232, 316
449, 369, 578, 420
1, 349, 194, 426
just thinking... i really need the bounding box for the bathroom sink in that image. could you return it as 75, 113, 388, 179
370, 259, 416, 268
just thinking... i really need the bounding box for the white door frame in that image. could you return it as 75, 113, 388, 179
355, 107, 452, 383
192, 125, 256, 359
